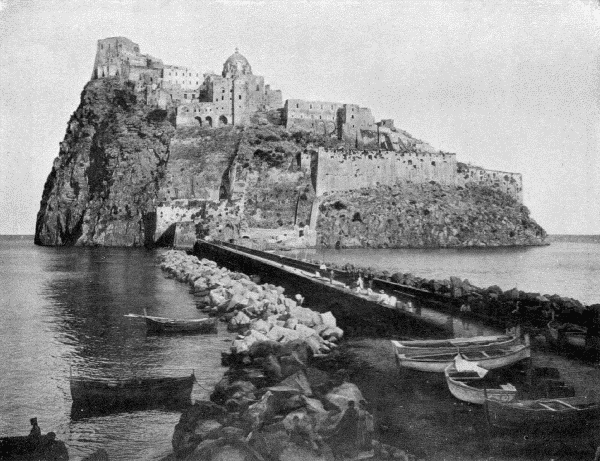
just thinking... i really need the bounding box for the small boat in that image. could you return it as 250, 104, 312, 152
444, 357, 518, 405
70, 372, 194, 411
484, 395, 600, 431
391, 334, 518, 356
392, 335, 530, 373
125, 312, 217, 334
0, 434, 60, 460
547, 320, 586, 351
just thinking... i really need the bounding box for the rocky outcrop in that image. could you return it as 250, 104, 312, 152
35, 78, 175, 246
317, 182, 546, 248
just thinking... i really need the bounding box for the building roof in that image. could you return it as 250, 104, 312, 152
222, 48, 252, 78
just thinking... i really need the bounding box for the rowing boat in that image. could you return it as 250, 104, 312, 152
70, 373, 194, 410
444, 358, 517, 405
547, 320, 586, 351
125, 313, 217, 334
484, 395, 600, 431
392, 335, 530, 373
391, 335, 518, 356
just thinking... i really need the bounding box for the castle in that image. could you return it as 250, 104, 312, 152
92, 37, 523, 208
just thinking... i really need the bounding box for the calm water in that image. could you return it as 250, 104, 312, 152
0, 237, 231, 460
1, 237, 599, 460
289, 242, 600, 305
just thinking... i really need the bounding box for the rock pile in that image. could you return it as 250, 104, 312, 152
160, 250, 343, 356
160, 250, 414, 460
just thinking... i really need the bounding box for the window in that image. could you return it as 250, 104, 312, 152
176, 72, 178, 76
351, 115, 354, 119
221, 96, 224, 100
296, 104, 299, 108
239, 95, 242, 100
189, 73, 191, 76
256, 85, 260, 91
101, 45, 104, 50
184, 94, 187, 99
310, 104, 312, 109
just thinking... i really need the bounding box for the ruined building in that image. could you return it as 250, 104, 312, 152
90, 36, 524, 205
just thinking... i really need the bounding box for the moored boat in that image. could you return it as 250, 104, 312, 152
70, 372, 195, 411
484, 395, 600, 431
392, 335, 530, 373
444, 358, 517, 405
391, 334, 518, 356
125, 313, 217, 334
547, 320, 586, 351
0, 434, 66, 460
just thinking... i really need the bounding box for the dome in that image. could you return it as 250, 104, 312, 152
222, 48, 252, 78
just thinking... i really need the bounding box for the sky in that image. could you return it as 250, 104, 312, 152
0, 0, 599, 235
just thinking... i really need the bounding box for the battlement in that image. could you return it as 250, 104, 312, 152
314, 148, 522, 202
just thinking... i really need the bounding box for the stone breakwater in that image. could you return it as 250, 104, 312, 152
159, 250, 415, 461
310, 259, 599, 330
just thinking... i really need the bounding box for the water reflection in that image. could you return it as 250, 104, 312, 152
1, 241, 230, 460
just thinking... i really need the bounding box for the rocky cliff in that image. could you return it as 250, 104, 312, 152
35, 78, 175, 246
317, 182, 546, 248
35, 80, 546, 248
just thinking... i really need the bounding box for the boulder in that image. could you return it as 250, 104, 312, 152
245, 391, 277, 430
194, 420, 223, 441
251, 319, 272, 335
324, 383, 365, 412
248, 340, 283, 359
280, 352, 307, 378
278, 371, 312, 396
262, 354, 282, 381
267, 325, 301, 342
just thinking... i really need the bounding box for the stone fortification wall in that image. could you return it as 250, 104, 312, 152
314, 148, 457, 196
283, 99, 341, 136
457, 163, 523, 203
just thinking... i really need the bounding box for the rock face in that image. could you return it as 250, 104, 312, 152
317, 182, 546, 248
35, 77, 546, 248
35, 78, 175, 246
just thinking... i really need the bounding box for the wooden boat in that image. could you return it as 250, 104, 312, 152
444, 360, 517, 405
392, 335, 530, 373
0, 434, 59, 460
125, 312, 217, 334
70, 372, 194, 410
547, 320, 586, 350
484, 395, 600, 431
391, 334, 518, 356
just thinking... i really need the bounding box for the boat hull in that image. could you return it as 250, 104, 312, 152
393, 337, 531, 373
144, 316, 217, 334
392, 335, 518, 356
485, 396, 600, 431
547, 321, 587, 352
444, 364, 517, 405
70, 375, 194, 411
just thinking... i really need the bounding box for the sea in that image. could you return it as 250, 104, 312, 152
0, 235, 599, 460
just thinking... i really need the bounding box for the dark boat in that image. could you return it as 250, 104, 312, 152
484, 395, 600, 431
125, 313, 217, 334
70, 372, 195, 412
0, 434, 66, 460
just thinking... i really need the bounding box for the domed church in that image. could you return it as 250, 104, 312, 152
176, 49, 283, 127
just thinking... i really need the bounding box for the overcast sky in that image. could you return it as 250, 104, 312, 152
0, 0, 598, 235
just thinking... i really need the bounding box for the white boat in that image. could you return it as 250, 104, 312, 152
391, 335, 530, 373
391, 334, 518, 356
444, 357, 518, 405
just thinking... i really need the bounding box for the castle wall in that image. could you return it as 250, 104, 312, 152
457, 164, 523, 202
314, 148, 457, 196
284, 99, 342, 135
265, 86, 283, 109
162, 65, 203, 90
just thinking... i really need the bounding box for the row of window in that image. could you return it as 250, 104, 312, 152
166, 71, 200, 77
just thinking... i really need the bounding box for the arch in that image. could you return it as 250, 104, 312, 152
195, 116, 203, 126
205, 116, 213, 127
219, 115, 228, 125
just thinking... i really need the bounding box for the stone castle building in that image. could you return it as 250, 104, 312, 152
91, 37, 523, 207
